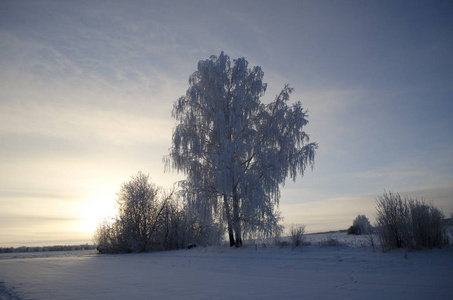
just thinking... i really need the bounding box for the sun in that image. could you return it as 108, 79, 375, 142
79, 192, 117, 234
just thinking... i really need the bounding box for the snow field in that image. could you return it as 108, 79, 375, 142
1, 238, 453, 300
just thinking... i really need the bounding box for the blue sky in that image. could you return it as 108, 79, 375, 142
1, 0, 452, 246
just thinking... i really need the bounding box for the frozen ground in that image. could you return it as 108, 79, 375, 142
1, 232, 452, 300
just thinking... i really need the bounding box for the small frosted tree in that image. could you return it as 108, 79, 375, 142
348, 214, 373, 235
166, 52, 317, 247
95, 172, 178, 253
115, 172, 168, 252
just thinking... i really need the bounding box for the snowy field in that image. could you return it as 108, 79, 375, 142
1, 232, 452, 300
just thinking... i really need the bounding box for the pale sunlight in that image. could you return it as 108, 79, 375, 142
78, 192, 117, 234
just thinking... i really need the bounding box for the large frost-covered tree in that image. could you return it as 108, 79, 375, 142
166, 52, 317, 247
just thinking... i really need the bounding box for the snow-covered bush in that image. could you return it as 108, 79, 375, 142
289, 224, 306, 248
375, 191, 449, 251
409, 199, 448, 249
94, 220, 124, 254
94, 172, 222, 254
347, 215, 373, 235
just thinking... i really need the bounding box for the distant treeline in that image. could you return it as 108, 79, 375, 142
0, 244, 96, 253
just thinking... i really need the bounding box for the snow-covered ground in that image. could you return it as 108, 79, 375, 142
1, 232, 452, 300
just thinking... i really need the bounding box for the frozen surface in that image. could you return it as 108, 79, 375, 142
1, 236, 452, 299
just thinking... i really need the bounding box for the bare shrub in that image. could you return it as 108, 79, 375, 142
375, 191, 448, 251
409, 199, 449, 249
94, 172, 223, 254
319, 236, 343, 247
289, 224, 306, 248
94, 219, 127, 254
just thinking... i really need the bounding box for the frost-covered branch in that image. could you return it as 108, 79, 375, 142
165, 52, 317, 247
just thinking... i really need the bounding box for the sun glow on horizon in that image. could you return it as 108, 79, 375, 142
78, 192, 118, 235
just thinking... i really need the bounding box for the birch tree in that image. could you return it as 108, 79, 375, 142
166, 52, 317, 247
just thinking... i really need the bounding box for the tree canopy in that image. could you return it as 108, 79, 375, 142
166, 52, 317, 246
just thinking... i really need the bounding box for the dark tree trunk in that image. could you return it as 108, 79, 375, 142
229, 230, 235, 247
223, 194, 235, 247
233, 189, 242, 247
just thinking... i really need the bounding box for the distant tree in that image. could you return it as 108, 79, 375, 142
348, 214, 373, 235
347, 225, 358, 235
166, 52, 317, 247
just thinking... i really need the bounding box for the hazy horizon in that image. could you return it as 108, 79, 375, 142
1, 0, 453, 247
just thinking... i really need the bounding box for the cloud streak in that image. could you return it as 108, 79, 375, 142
0, 101, 173, 145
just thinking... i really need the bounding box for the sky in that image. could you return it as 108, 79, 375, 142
1, 0, 452, 246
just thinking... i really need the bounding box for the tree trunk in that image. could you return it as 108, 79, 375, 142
223, 194, 235, 247
233, 189, 242, 247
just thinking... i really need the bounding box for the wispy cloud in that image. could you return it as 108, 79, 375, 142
0, 212, 86, 246
0, 101, 173, 145
280, 194, 377, 233
0, 214, 82, 227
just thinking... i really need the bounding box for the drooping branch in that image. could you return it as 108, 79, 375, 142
165, 52, 317, 246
